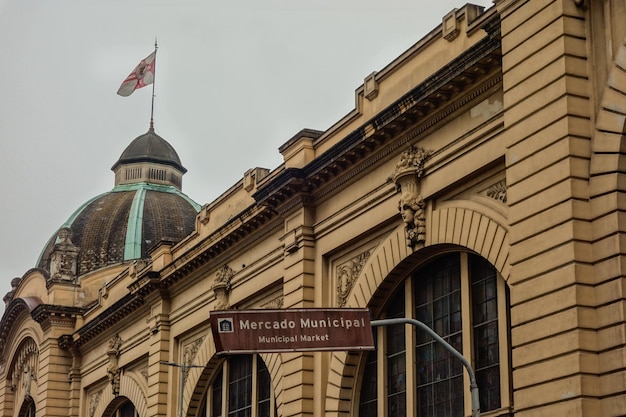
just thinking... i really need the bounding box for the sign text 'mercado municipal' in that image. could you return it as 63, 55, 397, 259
209, 308, 375, 354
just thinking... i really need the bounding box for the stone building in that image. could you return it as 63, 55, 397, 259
2, 1, 626, 416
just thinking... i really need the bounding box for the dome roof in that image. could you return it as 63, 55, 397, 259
112, 130, 186, 173
38, 183, 200, 276
38, 128, 199, 277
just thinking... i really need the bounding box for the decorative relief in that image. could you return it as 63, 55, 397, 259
106, 334, 123, 396
486, 180, 507, 203
9, 339, 38, 401
213, 265, 234, 310
393, 145, 432, 179
392, 145, 432, 247
183, 337, 205, 379
336, 250, 371, 307
89, 390, 102, 417
261, 296, 284, 309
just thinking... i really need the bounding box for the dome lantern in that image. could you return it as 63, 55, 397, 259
111, 129, 187, 190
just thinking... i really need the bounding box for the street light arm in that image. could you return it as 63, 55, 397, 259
371, 317, 481, 417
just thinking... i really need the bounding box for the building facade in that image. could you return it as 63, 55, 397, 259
2, 1, 626, 416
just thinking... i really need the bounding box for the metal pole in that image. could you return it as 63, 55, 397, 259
179, 364, 185, 417
371, 318, 481, 417
161, 361, 208, 417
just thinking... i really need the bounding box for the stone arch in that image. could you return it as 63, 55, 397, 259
589, 34, 626, 254
5, 336, 39, 417
184, 330, 284, 417
92, 373, 147, 417
324, 205, 510, 416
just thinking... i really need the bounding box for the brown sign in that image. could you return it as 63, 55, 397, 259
209, 308, 375, 354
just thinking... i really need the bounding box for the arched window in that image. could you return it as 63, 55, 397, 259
199, 354, 277, 417
358, 252, 511, 416
17, 397, 35, 417
106, 399, 138, 417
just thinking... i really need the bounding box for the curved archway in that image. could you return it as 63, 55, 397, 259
325, 206, 510, 416
101, 396, 137, 417
589, 34, 626, 253
184, 330, 284, 417
16, 395, 35, 417
92, 374, 147, 417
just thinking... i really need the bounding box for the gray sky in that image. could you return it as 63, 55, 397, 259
0, 0, 492, 313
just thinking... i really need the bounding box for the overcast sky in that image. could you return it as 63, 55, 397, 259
0, 0, 493, 314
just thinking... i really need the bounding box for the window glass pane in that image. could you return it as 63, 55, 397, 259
414, 253, 463, 417
119, 401, 136, 417
257, 358, 271, 417
212, 369, 223, 417
470, 254, 501, 412
358, 346, 378, 417
228, 356, 252, 417
386, 289, 406, 417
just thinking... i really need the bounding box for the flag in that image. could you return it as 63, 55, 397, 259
117, 51, 156, 97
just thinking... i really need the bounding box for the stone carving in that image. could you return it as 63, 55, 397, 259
393, 145, 432, 178
336, 251, 371, 307
486, 180, 507, 203
106, 334, 122, 396
183, 337, 205, 379
22, 363, 36, 398
89, 390, 102, 417
261, 296, 284, 309
49, 227, 80, 282
9, 339, 38, 400
392, 145, 432, 247
213, 265, 234, 310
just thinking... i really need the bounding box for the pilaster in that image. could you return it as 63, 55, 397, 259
145, 289, 172, 417
280, 200, 316, 417
31, 307, 78, 417
497, 0, 599, 415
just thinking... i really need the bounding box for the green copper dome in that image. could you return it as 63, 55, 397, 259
38, 129, 199, 276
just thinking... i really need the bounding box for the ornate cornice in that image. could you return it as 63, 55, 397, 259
254, 15, 502, 210
68, 293, 144, 348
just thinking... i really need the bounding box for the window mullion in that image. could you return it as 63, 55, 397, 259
377, 325, 386, 417
405, 277, 416, 417
460, 252, 472, 417
221, 361, 229, 417
497, 277, 511, 409
251, 355, 258, 417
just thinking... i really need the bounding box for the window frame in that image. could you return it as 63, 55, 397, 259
202, 355, 277, 417
355, 251, 511, 416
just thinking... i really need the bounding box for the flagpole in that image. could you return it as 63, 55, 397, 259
150, 39, 158, 132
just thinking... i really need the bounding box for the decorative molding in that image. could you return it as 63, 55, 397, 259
336, 250, 371, 307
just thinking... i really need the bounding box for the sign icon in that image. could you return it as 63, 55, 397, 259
218, 318, 234, 333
